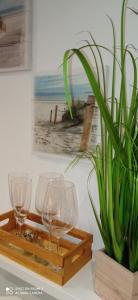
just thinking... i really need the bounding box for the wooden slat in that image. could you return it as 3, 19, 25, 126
80, 95, 95, 152
24, 224, 76, 251
28, 212, 42, 224
0, 242, 63, 285
68, 227, 93, 241
0, 229, 63, 266
1, 219, 16, 231
0, 210, 14, 221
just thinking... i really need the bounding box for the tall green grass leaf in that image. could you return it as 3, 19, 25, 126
63, 48, 127, 164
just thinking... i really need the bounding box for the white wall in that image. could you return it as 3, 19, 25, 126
0, 0, 137, 250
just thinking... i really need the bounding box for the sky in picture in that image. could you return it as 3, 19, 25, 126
35, 72, 93, 102
0, 0, 25, 15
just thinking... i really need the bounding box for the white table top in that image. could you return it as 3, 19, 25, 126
0, 254, 101, 300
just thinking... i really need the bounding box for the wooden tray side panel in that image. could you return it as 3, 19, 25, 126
63, 248, 92, 284
0, 242, 63, 285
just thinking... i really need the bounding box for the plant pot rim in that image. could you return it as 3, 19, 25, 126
97, 248, 138, 275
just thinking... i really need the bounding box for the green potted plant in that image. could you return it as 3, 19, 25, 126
63, 0, 138, 299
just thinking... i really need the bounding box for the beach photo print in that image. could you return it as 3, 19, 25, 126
0, 0, 32, 71
33, 69, 99, 156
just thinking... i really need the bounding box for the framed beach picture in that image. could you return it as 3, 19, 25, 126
0, 0, 32, 72
33, 69, 100, 156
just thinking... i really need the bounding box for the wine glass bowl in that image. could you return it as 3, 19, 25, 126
35, 172, 64, 215
42, 180, 78, 254
35, 172, 64, 250
8, 173, 32, 236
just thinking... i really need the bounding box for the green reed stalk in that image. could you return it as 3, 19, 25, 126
63, 0, 138, 271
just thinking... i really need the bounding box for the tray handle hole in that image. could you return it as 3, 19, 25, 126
0, 218, 9, 226
72, 249, 84, 263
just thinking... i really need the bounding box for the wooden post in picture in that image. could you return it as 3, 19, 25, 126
80, 95, 95, 152
50, 110, 52, 123
54, 105, 58, 124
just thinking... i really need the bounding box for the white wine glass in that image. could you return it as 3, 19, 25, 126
8, 173, 32, 236
42, 180, 78, 255
35, 172, 64, 248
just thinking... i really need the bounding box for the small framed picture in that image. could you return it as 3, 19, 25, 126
0, 0, 32, 72
33, 69, 99, 156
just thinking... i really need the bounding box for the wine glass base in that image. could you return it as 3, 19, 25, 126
16, 231, 23, 237
44, 242, 54, 252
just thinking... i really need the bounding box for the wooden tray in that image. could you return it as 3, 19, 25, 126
0, 210, 93, 285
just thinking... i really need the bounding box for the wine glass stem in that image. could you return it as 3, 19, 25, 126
56, 237, 60, 254
48, 224, 53, 251
16, 222, 22, 236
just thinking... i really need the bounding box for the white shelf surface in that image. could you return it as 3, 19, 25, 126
0, 254, 101, 300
